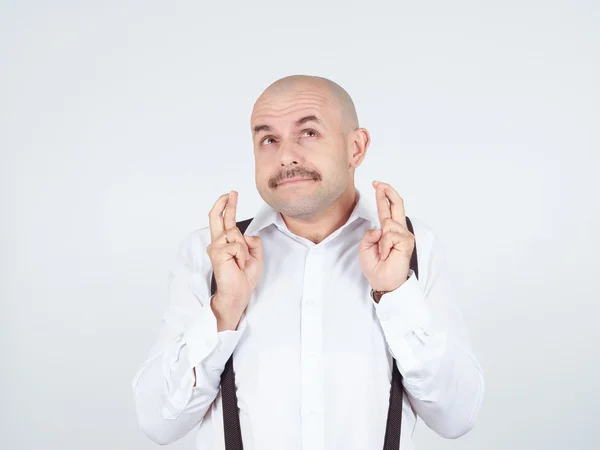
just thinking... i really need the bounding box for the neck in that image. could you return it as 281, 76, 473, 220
280, 186, 359, 244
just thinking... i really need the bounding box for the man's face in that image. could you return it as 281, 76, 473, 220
251, 84, 352, 220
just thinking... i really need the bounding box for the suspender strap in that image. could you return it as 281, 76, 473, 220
383, 216, 418, 449
211, 218, 253, 450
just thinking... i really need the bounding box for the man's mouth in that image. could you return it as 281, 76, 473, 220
278, 177, 314, 186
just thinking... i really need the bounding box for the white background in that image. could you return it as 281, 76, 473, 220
1, 1, 598, 449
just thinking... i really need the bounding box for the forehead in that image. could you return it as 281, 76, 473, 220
251, 87, 342, 130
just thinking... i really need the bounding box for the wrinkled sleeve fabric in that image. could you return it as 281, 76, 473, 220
131, 229, 246, 445
373, 219, 485, 439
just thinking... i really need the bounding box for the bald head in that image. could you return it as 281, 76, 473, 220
253, 75, 359, 133
250, 74, 371, 222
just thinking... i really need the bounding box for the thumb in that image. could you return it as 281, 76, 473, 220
244, 235, 263, 260
359, 229, 382, 250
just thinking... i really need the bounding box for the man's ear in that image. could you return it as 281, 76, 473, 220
348, 128, 370, 168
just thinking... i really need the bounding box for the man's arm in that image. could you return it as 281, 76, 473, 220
131, 230, 246, 445
373, 219, 485, 439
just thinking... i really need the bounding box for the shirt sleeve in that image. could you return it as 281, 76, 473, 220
131, 229, 246, 445
372, 221, 485, 439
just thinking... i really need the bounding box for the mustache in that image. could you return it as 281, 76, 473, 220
269, 168, 321, 188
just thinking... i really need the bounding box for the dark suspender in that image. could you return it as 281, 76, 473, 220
210, 217, 419, 450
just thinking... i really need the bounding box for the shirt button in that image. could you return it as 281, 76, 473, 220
380, 313, 390, 322
307, 351, 316, 356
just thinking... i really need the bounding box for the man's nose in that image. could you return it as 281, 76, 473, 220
277, 139, 304, 166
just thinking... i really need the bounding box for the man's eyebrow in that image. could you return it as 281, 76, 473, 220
295, 115, 322, 127
253, 124, 272, 135
252, 115, 323, 135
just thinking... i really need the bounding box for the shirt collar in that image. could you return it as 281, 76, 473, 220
244, 186, 380, 236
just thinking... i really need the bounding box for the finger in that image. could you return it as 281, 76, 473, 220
359, 229, 382, 251
223, 191, 238, 231
379, 231, 404, 261
224, 226, 245, 243
374, 182, 407, 227
217, 231, 230, 245
209, 193, 231, 242
373, 182, 391, 225
223, 227, 249, 261
222, 242, 250, 270
380, 217, 406, 234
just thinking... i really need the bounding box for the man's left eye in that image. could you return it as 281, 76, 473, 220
303, 129, 318, 137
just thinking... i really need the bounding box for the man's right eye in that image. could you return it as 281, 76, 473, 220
261, 137, 276, 146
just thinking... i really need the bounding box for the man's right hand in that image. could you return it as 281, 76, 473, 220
206, 191, 264, 331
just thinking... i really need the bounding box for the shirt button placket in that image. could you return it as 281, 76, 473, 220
301, 247, 325, 450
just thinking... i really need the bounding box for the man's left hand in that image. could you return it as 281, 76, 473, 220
358, 181, 414, 297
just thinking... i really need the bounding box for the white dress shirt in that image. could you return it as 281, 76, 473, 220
132, 187, 485, 450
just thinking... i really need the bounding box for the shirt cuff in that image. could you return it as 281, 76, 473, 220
182, 296, 220, 367
201, 328, 246, 372
183, 295, 247, 368
373, 270, 433, 345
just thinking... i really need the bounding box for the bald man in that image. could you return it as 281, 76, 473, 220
132, 75, 485, 450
